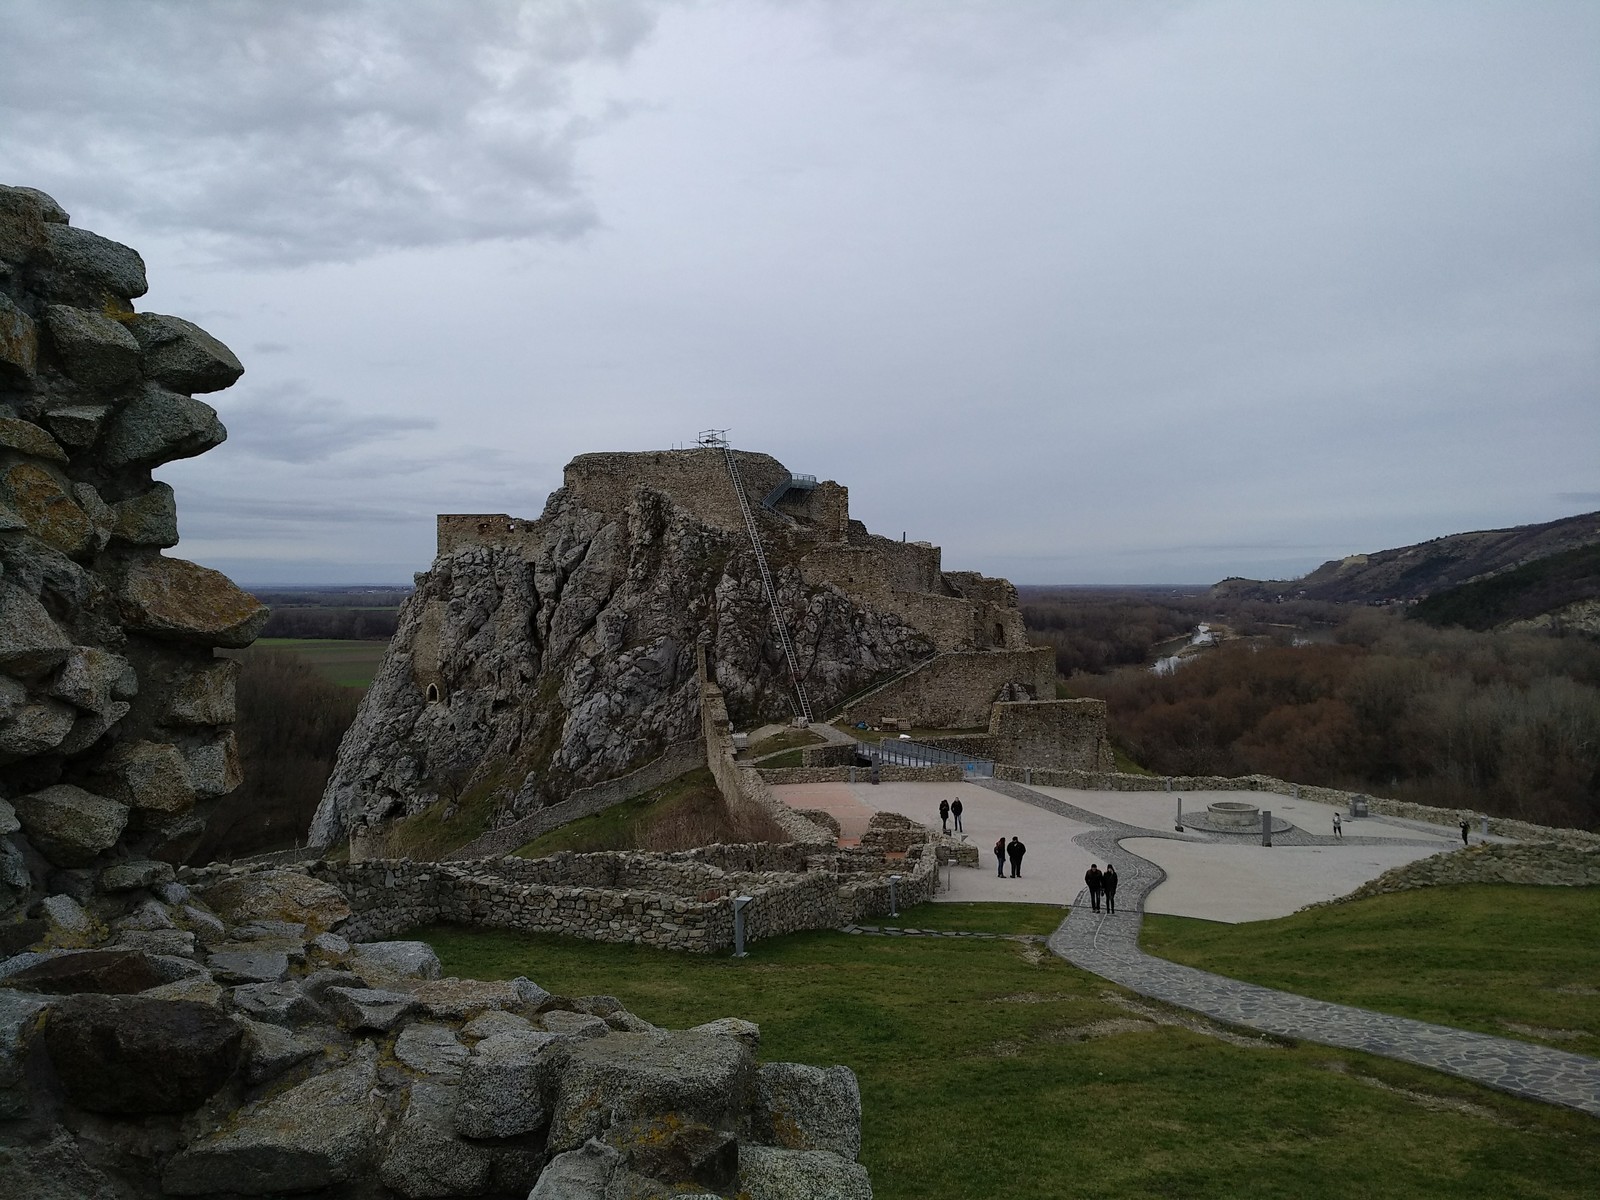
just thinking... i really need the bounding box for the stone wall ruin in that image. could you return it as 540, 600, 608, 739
0, 184, 266, 933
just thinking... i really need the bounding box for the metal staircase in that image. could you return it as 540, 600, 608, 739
706, 434, 814, 724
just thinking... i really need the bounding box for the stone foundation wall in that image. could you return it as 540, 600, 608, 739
840, 648, 1054, 727
185, 829, 945, 953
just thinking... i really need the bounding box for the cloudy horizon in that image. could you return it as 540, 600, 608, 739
4, 0, 1596, 587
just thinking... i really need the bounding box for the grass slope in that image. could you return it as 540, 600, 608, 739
418, 919, 1600, 1200
1142, 885, 1600, 1058
512, 769, 723, 857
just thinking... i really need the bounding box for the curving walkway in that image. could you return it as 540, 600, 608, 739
977, 780, 1600, 1118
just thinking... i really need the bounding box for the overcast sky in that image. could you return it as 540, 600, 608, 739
4, 0, 1596, 586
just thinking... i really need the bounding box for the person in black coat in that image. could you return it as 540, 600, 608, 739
950, 797, 963, 832
1084, 864, 1103, 913
939, 798, 950, 833
1007, 836, 1025, 878
993, 837, 1006, 878
1102, 864, 1119, 914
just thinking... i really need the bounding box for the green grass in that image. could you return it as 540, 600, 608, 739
512, 768, 723, 857
871, 901, 1066, 935
416, 921, 1600, 1200
1142, 885, 1600, 1058
251, 638, 390, 688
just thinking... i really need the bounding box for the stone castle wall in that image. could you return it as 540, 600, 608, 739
435, 513, 544, 558
564, 448, 791, 536
840, 647, 1056, 728
988, 699, 1114, 770
699, 645, 834, 845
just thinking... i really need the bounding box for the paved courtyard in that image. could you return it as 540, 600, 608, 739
771, 779, 1458, 922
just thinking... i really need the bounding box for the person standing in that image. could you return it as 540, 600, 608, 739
938, 798, 950, 834
1084, 863, 1103, 912
994, 837, 1007, 878
951, 797, 963, 832
1102, 864, 1119, 914
1459, 819, 1470, 846
1007, 836, 1026, 878
1332, 813, 1342, 839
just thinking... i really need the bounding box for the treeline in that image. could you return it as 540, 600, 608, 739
259, 607, 399, 639
1019, 587, 1343, 676
187, 650, 361, 863
1065, 611, 1600, 831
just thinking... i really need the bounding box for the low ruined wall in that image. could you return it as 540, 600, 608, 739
192, 835, 937, 953
840, 648, 1054, 728
995, 767, 1600, 847
1336, 843, 1600, 902
759, 764, 965, 785
442, 738, 707, 860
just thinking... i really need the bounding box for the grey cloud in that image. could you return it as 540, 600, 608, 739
251, 342, 290, 354
0, 0, 662, 266
1557, 493, 1600, 507
218, 382, 436, 462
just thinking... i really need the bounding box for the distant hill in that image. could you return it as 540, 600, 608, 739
1214, 511, 1600, 606
1409, 543, 1600, 633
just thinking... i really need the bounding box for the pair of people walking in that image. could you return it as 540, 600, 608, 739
938, 798, 963, 834
993, 836, 1026, 878
1084, 862, 1118, 914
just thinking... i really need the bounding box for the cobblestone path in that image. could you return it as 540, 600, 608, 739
977, 780, 1600, 1117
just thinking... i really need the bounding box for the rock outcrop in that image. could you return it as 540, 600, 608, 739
0, 182, 263, 927
315, 447, 1049, 846
2, 887, 872, 1198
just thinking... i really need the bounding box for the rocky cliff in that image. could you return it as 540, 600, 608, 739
313, 449, 1042, 847
0, 183, 265, 929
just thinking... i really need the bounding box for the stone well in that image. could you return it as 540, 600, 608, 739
1206, 801, 1261, 830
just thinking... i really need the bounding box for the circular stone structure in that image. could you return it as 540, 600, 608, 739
1206, 801, 1260, 829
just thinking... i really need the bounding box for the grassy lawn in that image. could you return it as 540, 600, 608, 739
1142, 885, 1600, 1059
417, 923, 1600, 1200
250, 638, 390, 688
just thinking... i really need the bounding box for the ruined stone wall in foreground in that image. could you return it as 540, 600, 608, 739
0, 184, 266, 935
